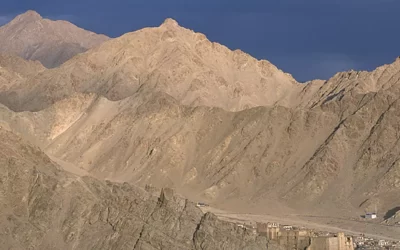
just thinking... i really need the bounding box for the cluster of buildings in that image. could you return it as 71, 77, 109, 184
232, 221, 400, 250
236, 223, 257, 235
254, 222, 353, 250
353, 235, 400, 249
227, 209, 400, 249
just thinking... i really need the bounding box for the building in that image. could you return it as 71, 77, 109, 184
257, 222, 279, 239
267, 222, 279, 228
353, 236, 365, 247
238, 223, 257, 235
278, 230, 312, 250
257, 222, 354, 250
307, 232, 354, 250
196, 202, 209, 207
256, 222, 268, 234
365, 213, 377, 219
267, 227, 280, 240
378, 240, 388, 247
282, 225, 293, 230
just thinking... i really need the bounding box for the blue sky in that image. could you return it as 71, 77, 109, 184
1, 0, 399, 82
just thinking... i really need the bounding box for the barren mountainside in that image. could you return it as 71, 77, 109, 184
1, 12, 400, 247
0, 10, 109, 68
0, 54, 45, 91
0, 18, 300, 112
0, 127, 275, 250
2, 56, 400, 218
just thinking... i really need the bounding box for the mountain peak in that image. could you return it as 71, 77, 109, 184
0, 10, 109, 68
161, 18, 179, 28
12, 10, 42, 23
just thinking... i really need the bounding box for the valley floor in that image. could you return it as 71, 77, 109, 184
51, 153, 400, 242
202, 207, 400, 241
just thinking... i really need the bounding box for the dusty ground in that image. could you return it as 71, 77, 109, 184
48, 154, 91, 176
202, 206, 400, 241
49, 151, 400, 242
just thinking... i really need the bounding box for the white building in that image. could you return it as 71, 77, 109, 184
267, 222, 279, 228
196, 202, 208, 207
365, 213, 377, 219
378, 240, 388, 247
282, 225, 293, 230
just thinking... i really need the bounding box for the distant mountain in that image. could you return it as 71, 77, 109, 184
0, 18, 300, 112
0, 10, 109, 68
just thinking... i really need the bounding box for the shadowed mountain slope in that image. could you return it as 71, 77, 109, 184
0, 10, 109, 68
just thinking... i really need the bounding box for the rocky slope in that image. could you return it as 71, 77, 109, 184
0, 127, 276, 250
385, 209, 400, 226
0, 18, 300, 112
0, 14, 399, 233
0, 53, 45, 91
0, 10, 109, 68
1, 63, 400, 219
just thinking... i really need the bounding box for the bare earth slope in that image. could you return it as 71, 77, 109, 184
1, 16, 400, 241
0, 127, 274, 250
0, 18, 300, 112
2, 62, 400, 222
0, 10, 109, 68
0, 54, 45, 91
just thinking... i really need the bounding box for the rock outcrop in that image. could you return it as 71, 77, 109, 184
0, 54, 45, 91
0, 127, 277, 249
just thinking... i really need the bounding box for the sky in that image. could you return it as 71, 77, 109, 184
1, 0, 400, 82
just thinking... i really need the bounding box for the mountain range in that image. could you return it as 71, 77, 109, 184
1, 10, 400, 247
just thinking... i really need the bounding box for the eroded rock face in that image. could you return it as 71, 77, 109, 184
0, 128, 276, 250
384, 208, 400, 226
193, 213, 269, 250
